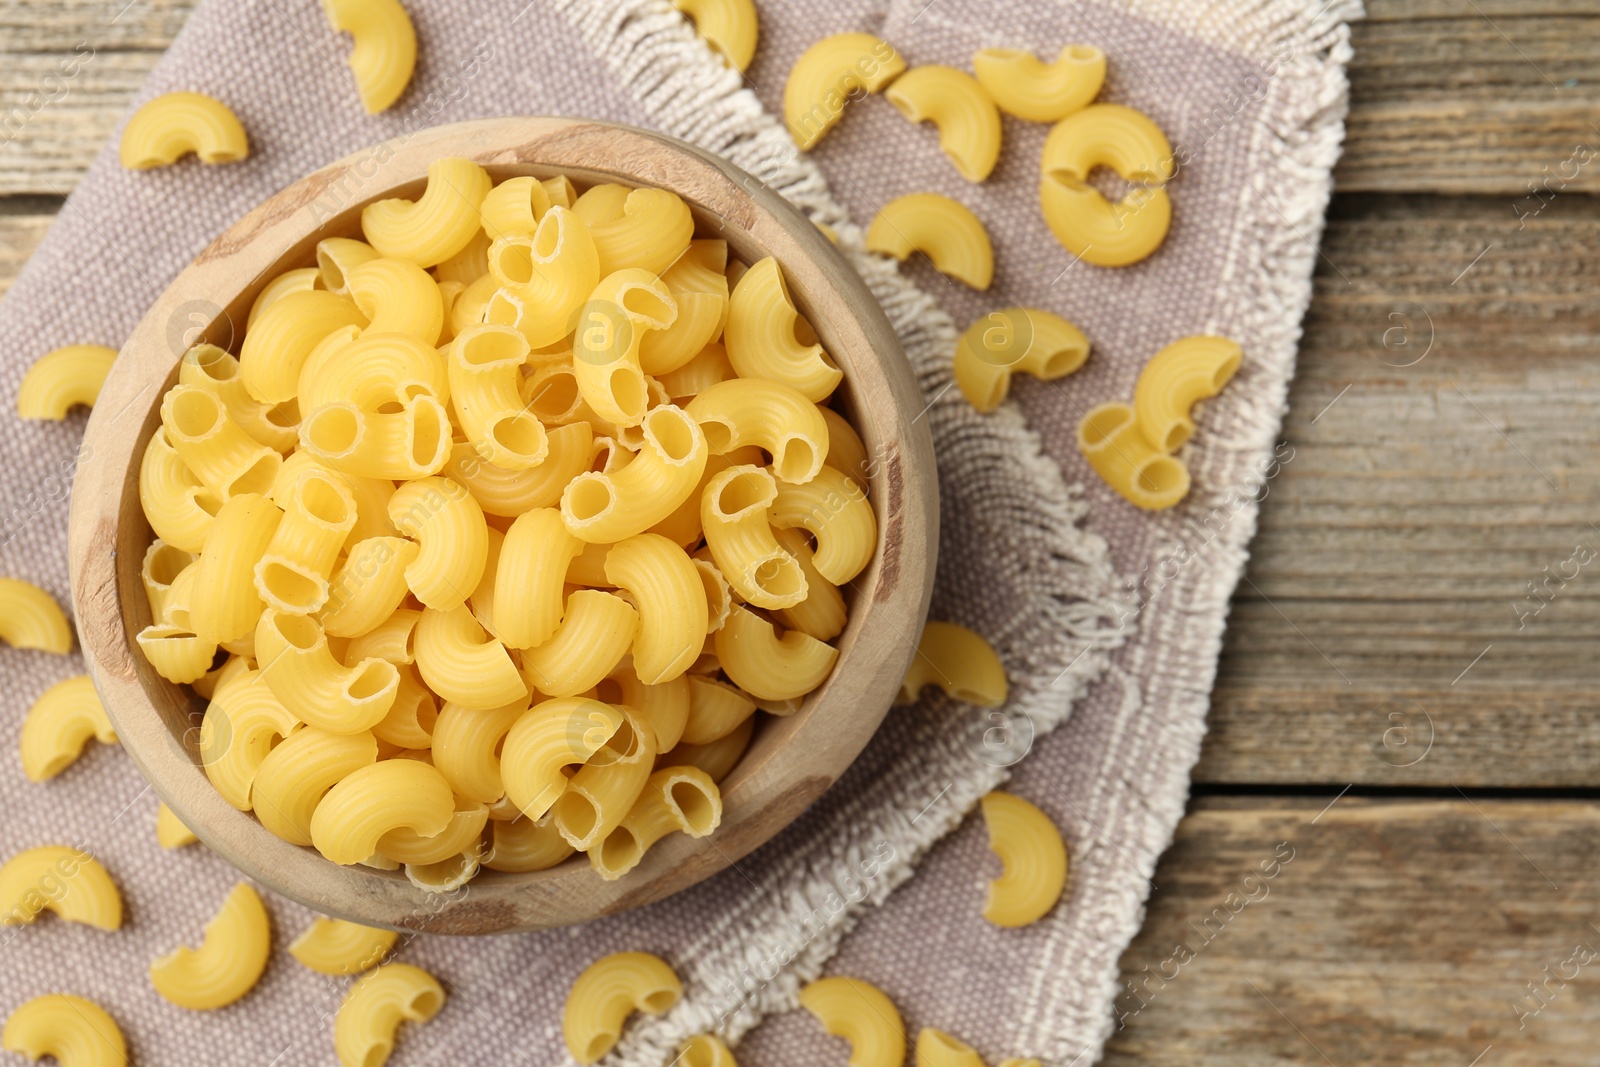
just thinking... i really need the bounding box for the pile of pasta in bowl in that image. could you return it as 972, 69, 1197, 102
135, 158, 877, 893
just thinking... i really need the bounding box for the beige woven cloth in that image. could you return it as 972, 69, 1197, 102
0, 0, 1358, 1062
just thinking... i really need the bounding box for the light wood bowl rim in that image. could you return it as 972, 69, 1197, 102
67, 116, 938, 934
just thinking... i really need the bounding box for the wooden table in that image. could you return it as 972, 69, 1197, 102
3, 3, 1593, 1062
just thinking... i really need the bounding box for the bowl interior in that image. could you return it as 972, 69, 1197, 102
74, 118, 937, 933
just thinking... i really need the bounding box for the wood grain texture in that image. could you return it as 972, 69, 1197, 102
1103, 797, 1600, 1066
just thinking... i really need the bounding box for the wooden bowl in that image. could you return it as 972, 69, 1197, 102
67, 117, 937, 934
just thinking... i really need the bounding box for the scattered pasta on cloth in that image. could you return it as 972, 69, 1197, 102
0, 0, 1358, 1063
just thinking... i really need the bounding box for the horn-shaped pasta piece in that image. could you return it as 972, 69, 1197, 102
480, 175, 552, 240
448, 422, 593, 517
187, 493, 283, 644
715, 605, 837, 702
362, 157, 493, 268
414, 605, 528, 710
1039, 104, 1175, 267
639, 240, 730, 376
289, 916, 397, 976
798, 976, 905, 1067
687, 376, 829, 484
370, 665, 438, 748
135, 623, 217, 684
20, 676, 116, 782
377, 793, 488, 866
896, 621, 1007, 708
2, 994, 127, 1067
17, 344, 117, 420
701, 465, 807, 610
316, 237, 379, 294
916, 1028, 985, 1067
502, 697, 625, 820
767, 465, 876, 585
495, 508, 583, 649
199, 668, 300, 811
784, 33, 906, 150
249, 266, 320, 326
335, 963, 446, 1067
324, 0, 417, 113
140, 430, 221, 552
253, 467, 357, 615
0, 579, 72, 654
677, 1033, 738, 1067
344, 607, 421, 667
387, 476, 488, 610
0, 845, 121, 930
551, 708, 657, 851
240, 289, 368, 404
604, 534, 706, 684
309, 758, 454, 865
772, 527, 847, 642
1077, 402, 1190, 510
149, 882, 271, 1010
571, 269, 677, 427
448, 325, 548, 469
980, 790, 1068, 927
119, 91, 247, 169
671, 0, 758, 71
563, 951, 683, 1064
301, 395, 453, 480
561, 405, 707, 543
1132, 335, 1243, 453
180, 344, 298, 453
885, 66, 1002, 182
346, 258, 444, 344
577, 186, 695, 277
298, 332, 449, 412
141, 540, 194, 622
257, 611, 399, 734
520, 590, 639, 697
590, 765, 722, 880
973, 44, 1106, 122
156, 802, 198, 849
160, 385, 282, 502
486, 206, 602, 348
597, 664, 690, 751
866, 193, 994, 290
724, 257, 841, 400
431, 699, 527, 804
321, 536, 419, 638
251, 727, 378, 846
953, 307, 1089, 413
680, 674, 757, 748
484, 811, 575, 872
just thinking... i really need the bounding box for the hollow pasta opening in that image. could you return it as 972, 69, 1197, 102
259, 561, 324, 613
668, 780, 717, 834
460, 326, 525, 367
409, 988, 442, 1017
1039, 346, 1085, 379
532, 212, 564, 259
607, 369, 647, 423
169, 388, 222, 439
1067, 44, 1101, 62
146, 543, 191, 586
1137, 457, 1186, 496
490, 414, 545, 459
1078, 405, 1131, 447
553, 791, 599, 842
526, 371, 579, 420
752, 554, 805, 604
188, 344, 234, 382
305, 405, 362, 456
1155, 423, 1189, 454
228, 453, 281, 498
298, 474, 351, 526
407, 401, 446, 469
645, 408, 696, 462
347, 661, 394, 701
267, 398, 299, 429
619, 284, 674, 326
713, 469, 772, 519
582, 1032, 618, 1064
598, 826, 642, 873
772, 438, 814, 484
358, 1041, 391, 1067
485, 288, 525, 328
640, 988, 678, 1013
273, 612, 321, 651
566, 477, 614, 522
698, 419, 734, 454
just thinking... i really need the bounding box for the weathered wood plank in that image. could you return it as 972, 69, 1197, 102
1, 0, 1599, 195
1197, 192, 1600, 787
1103, 798, 1600, 1066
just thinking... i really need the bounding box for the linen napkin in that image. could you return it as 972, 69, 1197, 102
0, 0, 1359, 1062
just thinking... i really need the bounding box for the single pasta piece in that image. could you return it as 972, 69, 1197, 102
298, 331, 448, 412
885, 66, 1002, 182
321, 536, 419, 638
680, 675, 756, 746
447, 422, 593, 517
659, 340, 735, 400
604, 534, 707, 684
317, 237, 380, 294
678, 1033, 738, 1067
251, 727, 378, 846
501, 697, 625, 820
2, 994, 127, 1067
0, 578, 73, 653
561, 405, 708, 544
347, 257, 444, 343
119, 91, 248, 169
0, 846, 122, 930
19, 675, 116, 781
361, 157, 493, 268
414, 604, 528, 710
952, 307, 1089, 413
896, 621, 1007, 707
335, 962, 445, 1067
980, 790, 1068, 927
715, 604, 837, 702
240, 289, 368, 404
256, 610, 400, 734
672, 0, 758, 71
16, 344, 117, 419
480, 175, 551, 239
659, 712, 754, 783
521, 590, 639, 697
160, 384, 282, 502
784, 33, 906, 150
198, 668, 298, 811
1132, 335, 1243, 453
379, 791, 488, 867
572, 268, 678, 426
253, 466, 358, 615
916, 1028, 984, 1067
1039, 104, 1175, 268
388, 476, 488, 610
324, 0, 418, 114
798, 976, 906, 1067
149, 882, 271, 1010
772, 527, 847, 642
156, 802, 199, 849
289, 916, 398, 975
140, 430, 221, 552
865, 193, 992, 290
495, 508, 583, 649
483, 812, 575, 872
430, 699, 527, 804
180, 344, 298, 453
309, 758, 454, 865
686, 376, 829, 484
448, 324, 549, 470
1077, 402, 1190, 510
141, 540, 193, 621
563, 951, 684, 1064
724, 257, 841, 401
486, 206, 601, 348
577, 186, 695, 277
640, 240, 730, 376
972, 44, 1106, 122
590, 765, 722, 880
249, 266, 320, 327
551, 708, 657, 851
701, 465, 807, 609
767, 465, 876, 585
301, 395, 454, 481
344, 607, 420, 666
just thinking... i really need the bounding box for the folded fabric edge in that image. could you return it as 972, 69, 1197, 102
553, 0, 1133, 1060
